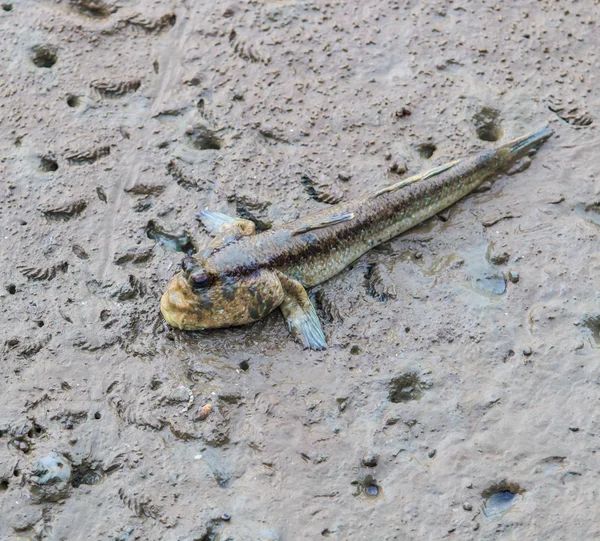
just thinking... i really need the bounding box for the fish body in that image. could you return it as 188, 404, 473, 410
161, 127, 553, 349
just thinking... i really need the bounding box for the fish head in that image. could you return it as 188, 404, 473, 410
160, 255, 285, 330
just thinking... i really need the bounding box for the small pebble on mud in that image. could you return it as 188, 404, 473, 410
463, 502, 473, 511
221, 513, 231, 521
508, 269, 520, 283
395, 107, 412, 118
338, 171, 351, 181
523, 347, 532, 356
362, 454, 378, 467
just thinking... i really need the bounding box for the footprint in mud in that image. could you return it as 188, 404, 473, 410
388, 373, 431, 403
185, 124, 222, 151
481, 482, 523, 519
146, 220, 196, 253
472, 107, 503, 142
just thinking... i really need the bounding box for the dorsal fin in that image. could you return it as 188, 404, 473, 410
292, 213, 355, 236
370, 159, 463, 199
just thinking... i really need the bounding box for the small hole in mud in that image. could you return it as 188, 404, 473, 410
32, 45, 58, 68
185, 125, 223, 151
473, 107, 503, 142
13, 468, 21, 477
418, 143, 436, 159
66, 95, 80, 108
39, 156, 58, 172
36, 321, 44, 327
2, 3, 13, 11
7, 284, 16, 294
0, 479, 8, 491
94, 412, 101, 420
239, 360, 249, 371
388, 373, 430, 403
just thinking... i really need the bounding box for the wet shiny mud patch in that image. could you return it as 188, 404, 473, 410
146, 220, 196, 253
388, 373, 431, 403
481, 482, 524, 519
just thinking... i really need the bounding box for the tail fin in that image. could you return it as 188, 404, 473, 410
504, 126, 553, 157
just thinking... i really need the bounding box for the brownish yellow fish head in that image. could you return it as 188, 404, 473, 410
160, 256, 285, 330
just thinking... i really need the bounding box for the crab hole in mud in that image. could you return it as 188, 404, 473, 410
39, 156, 58, 172
473, 107, 503, 142
388, 373, 429, 403
7, 284, 16, 294
0, 479, 8, 491
31, 45, 58, 68
482, 481, 523, 518
66, 95, 81, 108
94, 411, 102, 420
239, 360, 250, 371
418, 143, 436, 159
2, 3, 12, 11
28, 423, 45, 438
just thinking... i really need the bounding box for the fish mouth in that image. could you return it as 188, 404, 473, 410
160, 273, 205, 330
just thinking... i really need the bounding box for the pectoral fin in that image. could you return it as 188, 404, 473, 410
196, 210, 256, 248
275, 271, 327, 351
196, 210, 256, 235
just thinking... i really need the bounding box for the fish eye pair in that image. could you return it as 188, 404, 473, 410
182, 256, 211, 290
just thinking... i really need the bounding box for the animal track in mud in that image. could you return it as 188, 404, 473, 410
185, 124, 223, 151
227, 193, 272, 231
548, 97, 592, 127
300, 171, 343, 205
39, 155, 58, 172
118, 487, 162, 520
66, 145, 110, 165
120, 12, 176, 33
167, 160, 204, 191
41, 199, 87, 220
388, 373, 431, 403
90, 79, 140, 98
418, 143, 437, 159
472, 107, 503, 142
69, 0, 115, 19
18, 261, 68, 281
124, 182, 165, 196
229, 28, 270, 64
365, 262, 397, 301
114, 246, 154, 266
31, 45, 57, 68
5, 334, 52, 359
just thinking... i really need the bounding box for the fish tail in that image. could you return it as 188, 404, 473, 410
503, 125, 554, 157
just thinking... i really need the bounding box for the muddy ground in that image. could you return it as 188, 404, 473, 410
0, 0, 599, 539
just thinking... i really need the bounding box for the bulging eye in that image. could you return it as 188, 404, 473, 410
190, 272, 210, 290
182, 256, 197, 273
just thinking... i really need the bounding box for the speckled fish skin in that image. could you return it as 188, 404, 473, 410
160, 127, 553, 349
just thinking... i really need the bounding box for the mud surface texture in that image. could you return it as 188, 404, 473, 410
1, 1, 599, 539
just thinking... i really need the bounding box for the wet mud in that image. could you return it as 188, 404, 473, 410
0, 1, 599, 539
